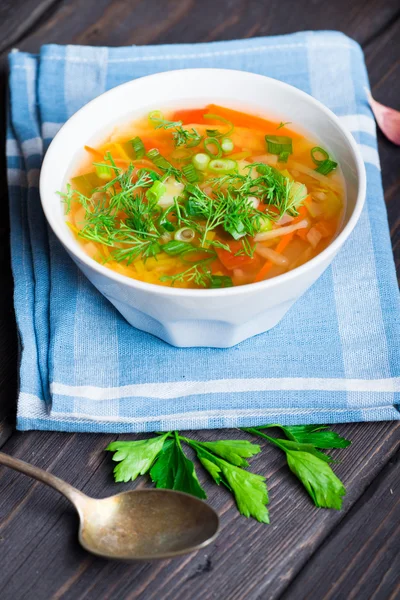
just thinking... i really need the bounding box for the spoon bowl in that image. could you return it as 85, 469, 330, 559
78, 489, 219, 560
0, 451, 219, 560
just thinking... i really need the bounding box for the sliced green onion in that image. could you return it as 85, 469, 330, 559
204, 137, 222, 158
146, 180, 166, 203
193, 153, 210, 171
265, 135, 293, 155
221, 137, 234, 153
130, 136, 145, 159
204, 113, 234, 137
182, 163, 200, 183
209, 275, 233, 288
147, 148, 172, 171
174, 227, 195, 242
208, 158, 237, 174
225, 220, 246, 240
311, 146, 329, 165
95, 164, 114, 181
162, 240, 193, 255
315, 159, 338, 175
278, 151, 290, 163
205, 128, 222, 138
148, 110, 164, 124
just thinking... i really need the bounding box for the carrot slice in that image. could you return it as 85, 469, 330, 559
207, 104, 302, 138
170, 108, 208, 124
254, 233, 294, 283
292, 204, 309, 223
216, 241, 256, 270
254, 260, 274, 282
275, 232, 295, 254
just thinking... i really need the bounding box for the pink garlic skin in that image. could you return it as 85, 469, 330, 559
366, 88, 400, 145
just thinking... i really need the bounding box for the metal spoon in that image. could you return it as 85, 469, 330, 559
0, 451, 219, 560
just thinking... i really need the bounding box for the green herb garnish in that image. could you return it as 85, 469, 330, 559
148, 111, 202, 148
106, 424, 351, 522
310, 146, 338, 176
244, 425, 350, 509
265, 135, 293, 155
276, 121, 291, 130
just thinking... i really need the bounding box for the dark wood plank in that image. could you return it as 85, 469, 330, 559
0, 0, 62, 54
364, 16, 400, 276
0, 1, 399, 599
0, 422, 398, 599
1, 0, 399, 52
281, 450, 400, 600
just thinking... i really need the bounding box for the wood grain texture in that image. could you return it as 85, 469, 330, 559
364, 16, 400, 275
0, 1, 399, 598
281, 451, 400, 600
0, 422, 398, 599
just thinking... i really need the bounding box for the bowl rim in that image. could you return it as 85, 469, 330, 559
40, 67, 367, 298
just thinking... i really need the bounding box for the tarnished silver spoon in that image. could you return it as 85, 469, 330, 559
0, 451, 219, 560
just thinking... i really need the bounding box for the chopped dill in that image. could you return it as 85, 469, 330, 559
61, 119, 310, 287
149, 113, 202, 148
160, 263, 213, 287
276, 121, 291, 130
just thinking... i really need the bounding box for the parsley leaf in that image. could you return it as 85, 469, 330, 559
272, 439, 334, 463
273, 424, 351, 449
106, 433, 169, 482
194, 439, 261, 467
244, 426, 348, 510
184, 439, 269, 523
150, 435, 206, 499
286, 450, 346, 509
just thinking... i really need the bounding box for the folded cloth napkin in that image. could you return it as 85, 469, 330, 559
7, 31, 400, 433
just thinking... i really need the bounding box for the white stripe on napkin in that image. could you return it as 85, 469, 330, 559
338, 114, 376, 136
6, 139, 21, 156
42, 122, 64, 138
43, 42, 356, 65
22, 137, 43, 156
49, 404, 399, 425
51, 377, 400, 401
359, 144, 381, 169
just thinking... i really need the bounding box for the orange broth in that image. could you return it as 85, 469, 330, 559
64, 105, 345, 288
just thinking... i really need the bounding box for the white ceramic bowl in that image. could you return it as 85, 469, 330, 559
40, 69, 366, 348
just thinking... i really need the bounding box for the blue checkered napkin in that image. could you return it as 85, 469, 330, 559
7, 32, 400, 433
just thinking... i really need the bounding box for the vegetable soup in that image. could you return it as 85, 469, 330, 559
61, 105, 345, 289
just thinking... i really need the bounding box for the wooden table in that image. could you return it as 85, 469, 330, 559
0, 1, 399, 598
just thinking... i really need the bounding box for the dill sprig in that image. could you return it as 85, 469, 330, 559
62, 143, 308, 286
212, 163, 305, 217
160, 263, 213, 287
185, 183, 264, 249
149, 113, 202, 148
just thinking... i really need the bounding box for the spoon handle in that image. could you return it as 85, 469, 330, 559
0, 451, 88, 508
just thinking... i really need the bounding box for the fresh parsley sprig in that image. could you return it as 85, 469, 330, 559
106, 425, 351, 523
243, 425, 350, 509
